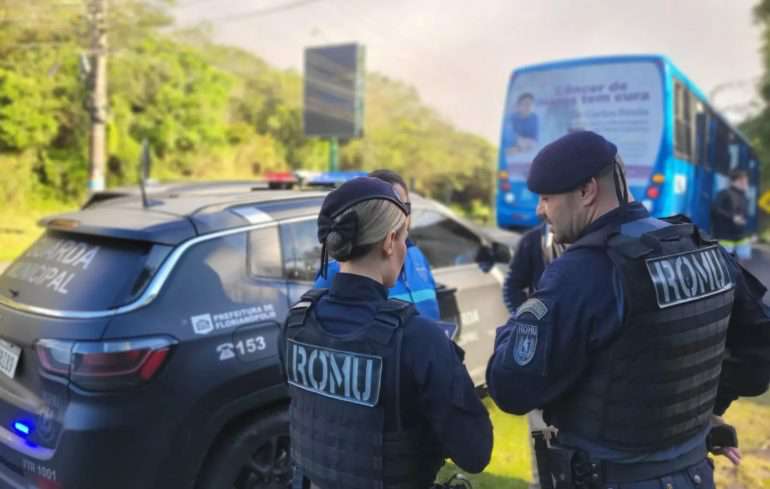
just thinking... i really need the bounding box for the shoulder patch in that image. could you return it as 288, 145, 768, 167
516, 298, 549, 320
512, 323, 538, 366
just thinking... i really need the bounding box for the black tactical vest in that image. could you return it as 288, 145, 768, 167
283, 289, 444, 489
548, 217, 736, 451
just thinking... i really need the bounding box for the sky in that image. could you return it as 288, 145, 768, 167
174, 0, 765, 142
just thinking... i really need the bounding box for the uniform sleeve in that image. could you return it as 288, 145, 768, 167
487, 250, 623, 415
503, 231, 537, 314
404, 321, 493, 473
713, 257, 770, 415
313, 260, 340, 288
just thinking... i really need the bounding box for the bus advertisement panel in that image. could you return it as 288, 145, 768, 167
498, 60, 665, 228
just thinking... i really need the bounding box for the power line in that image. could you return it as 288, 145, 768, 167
204, 0, 323, 24
175, 0, 221, 7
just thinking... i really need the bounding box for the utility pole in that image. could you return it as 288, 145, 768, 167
87, 0, 107, 193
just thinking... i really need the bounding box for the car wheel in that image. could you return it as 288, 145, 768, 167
197, 407, 291, 489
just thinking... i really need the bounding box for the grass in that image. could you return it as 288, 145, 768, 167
438, 399, 531, 489
437, 393, 770, 489
714, 392, 770, 489
0, 201, 76, 262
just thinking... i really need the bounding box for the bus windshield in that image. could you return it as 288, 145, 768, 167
502, 60, 665, 185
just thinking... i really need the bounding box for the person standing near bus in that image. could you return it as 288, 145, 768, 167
711, 169, 752, 262
314, 169, 441, 320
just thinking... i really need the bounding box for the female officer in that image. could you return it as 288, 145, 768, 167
281, 177, 492, 489
314, 169, 441, 320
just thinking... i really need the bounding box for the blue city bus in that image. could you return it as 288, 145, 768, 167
496, 54, 760, 233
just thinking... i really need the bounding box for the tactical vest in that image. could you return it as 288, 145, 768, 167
548, 216, 736, 451
283, 289, 444, 489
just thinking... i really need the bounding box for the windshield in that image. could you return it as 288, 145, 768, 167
503, 60, 665, 185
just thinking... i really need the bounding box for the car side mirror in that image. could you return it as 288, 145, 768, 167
476, 241, 511, 273
492, 241, 512, 264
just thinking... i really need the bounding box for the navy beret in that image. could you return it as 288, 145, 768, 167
317, 177, 409, 275
318, 177, 409, 240
527, 131, 618, 194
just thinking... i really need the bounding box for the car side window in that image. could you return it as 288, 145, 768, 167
248, 226, 283, 278
409, 210, 482, 268
280, 219, 322, 282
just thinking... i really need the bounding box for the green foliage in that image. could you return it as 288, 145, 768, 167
0, 0, 495, 217
0, 69, 59, 149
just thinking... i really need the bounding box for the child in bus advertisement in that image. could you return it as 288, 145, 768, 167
505, 93, 539, 156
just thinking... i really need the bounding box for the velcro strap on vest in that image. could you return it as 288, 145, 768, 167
571, 224, 618, 250
300, 288, 328, 303
368, 300, 416, 345
287, 289, 329, 329
639, 223, 695, 251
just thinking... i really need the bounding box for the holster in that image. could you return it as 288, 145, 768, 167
291, 466, 311, 489
707, 423, 738, 452
532, 430, 602, 489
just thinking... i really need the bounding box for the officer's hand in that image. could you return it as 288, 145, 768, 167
714, 446, 742, 466
709, 415, 741, 466
733, 215, 747, 226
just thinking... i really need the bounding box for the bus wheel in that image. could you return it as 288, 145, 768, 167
196, 407, 291, 489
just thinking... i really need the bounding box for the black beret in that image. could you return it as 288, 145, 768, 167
527, 131, 618, 194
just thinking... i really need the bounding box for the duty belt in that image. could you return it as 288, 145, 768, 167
533, 431, 707, 489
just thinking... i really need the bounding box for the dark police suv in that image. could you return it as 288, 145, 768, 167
0, 182, 511, 489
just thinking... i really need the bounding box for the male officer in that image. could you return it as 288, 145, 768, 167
487, 131, 770, 488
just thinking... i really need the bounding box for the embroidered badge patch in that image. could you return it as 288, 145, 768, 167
512, 323, 538, 366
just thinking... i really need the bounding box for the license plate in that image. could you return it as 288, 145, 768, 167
0, 340, 21, 379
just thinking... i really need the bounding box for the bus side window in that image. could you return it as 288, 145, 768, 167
713, 119, 731, 175
675, 81, 694, 161
696, 111, 709, 168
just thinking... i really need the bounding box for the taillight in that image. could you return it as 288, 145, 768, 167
646, 186, 661, 199
500, 181, 512, 191
36, 337, 175, 391
34, 477, 62, 489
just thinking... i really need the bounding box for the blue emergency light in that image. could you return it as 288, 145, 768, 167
12, 420, 32, 437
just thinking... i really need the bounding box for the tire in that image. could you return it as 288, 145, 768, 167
196, 407, 291, 489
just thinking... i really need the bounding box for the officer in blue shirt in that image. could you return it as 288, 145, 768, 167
487, 131, 770, 489
282, 177, 492, 489
314, 169, 441, 320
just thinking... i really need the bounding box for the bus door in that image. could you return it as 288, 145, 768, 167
690, 111, 714, 228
